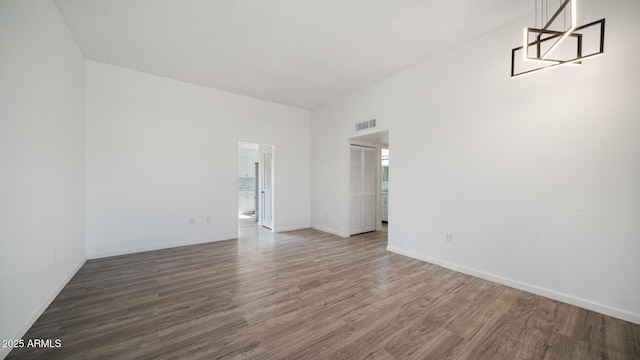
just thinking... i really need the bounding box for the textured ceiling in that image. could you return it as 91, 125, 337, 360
55, 0, 532, 109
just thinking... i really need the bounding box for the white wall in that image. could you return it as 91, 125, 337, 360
0, 1, 86, 357
85, 61, 310, 258
311, 0, 640, 324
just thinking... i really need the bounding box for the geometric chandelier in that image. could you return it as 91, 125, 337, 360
511, 0, 605, 77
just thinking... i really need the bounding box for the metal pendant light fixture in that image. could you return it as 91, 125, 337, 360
511, 0, 605, 77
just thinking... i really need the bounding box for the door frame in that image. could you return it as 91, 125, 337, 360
236, 141, 275, 235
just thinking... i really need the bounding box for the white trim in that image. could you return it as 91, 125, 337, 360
87, 235, 236, 259
386, 245, 640, 325
312, 225, 349, 238
0, 257, 86, 360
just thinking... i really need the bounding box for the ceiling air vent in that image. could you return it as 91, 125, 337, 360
355, 119, 376, 131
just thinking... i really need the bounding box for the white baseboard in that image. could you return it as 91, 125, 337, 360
311, 225, 349, 238
0, 257, 86, 360
387, 245, 640, 325
86, 235, 237, 259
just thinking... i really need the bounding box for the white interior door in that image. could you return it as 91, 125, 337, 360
260, 145, 273, 229
349, 145, 376, 235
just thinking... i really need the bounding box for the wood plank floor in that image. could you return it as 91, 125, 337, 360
7, 219, 640, 359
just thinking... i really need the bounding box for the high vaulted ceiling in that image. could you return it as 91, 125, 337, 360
55, 0, 532, 109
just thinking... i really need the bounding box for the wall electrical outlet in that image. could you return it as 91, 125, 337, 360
206, 216, 212, 224
445, 233, 453, 242
190, 218, 195, 225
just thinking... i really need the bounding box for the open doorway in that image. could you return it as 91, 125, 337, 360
237, 142, 259, 222
347, 130, 389, 236
237, 141, 274, 236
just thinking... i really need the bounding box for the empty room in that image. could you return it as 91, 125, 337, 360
1, 0, 639, 359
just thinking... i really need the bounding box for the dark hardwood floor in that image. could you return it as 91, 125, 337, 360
7, 219, 640, 359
